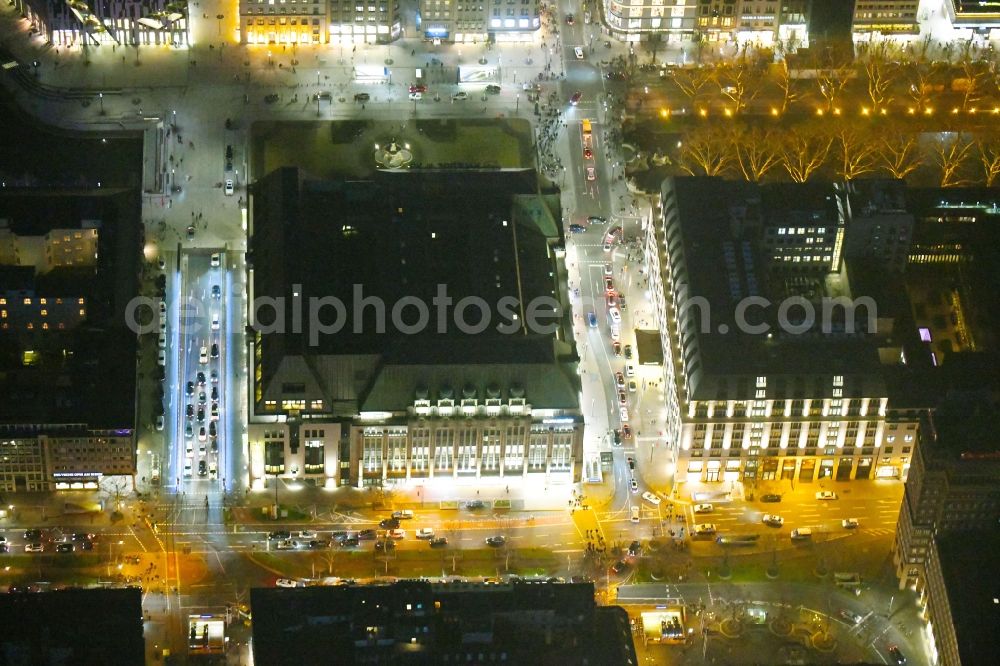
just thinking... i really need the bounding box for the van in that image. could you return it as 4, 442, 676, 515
790, 527, 812, 540
392, 510, 414, 520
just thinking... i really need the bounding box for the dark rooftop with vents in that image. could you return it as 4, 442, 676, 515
251, 167, 565, 356
0, 588, 144, 664
250, 166, 578, 415
658, 177, 886, 401
250, 581, 636, 666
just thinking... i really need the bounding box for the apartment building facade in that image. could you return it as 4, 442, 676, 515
0, 425, 135, 492
417, 0, 541, 43
892, 366, 1000, 594
645, 178, 918, 493
240, 0, 402, 45
602, 0, 810, 47
14, 0, 188, 47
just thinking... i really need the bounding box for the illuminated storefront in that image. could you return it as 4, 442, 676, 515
641, 608, 688, 645
22, 0, 189, 47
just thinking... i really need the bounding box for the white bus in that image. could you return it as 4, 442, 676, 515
608, 307, 621, 340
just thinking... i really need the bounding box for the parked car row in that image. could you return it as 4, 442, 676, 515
0, 530, 96, 554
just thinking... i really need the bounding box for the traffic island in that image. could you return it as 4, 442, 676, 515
768, 618, 793, 637
719, 618, 743, 638
810, 631, 837, 653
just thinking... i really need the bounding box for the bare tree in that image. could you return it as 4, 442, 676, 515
716, 49, 763, 114
773, 59, 801, 115
781, 127, 833, 183
975, 133, 1000, 186
864, 58, 896, 113
443, 519, 464, 574
905, 62, 942, 113
812, 52, 854, 113
679, 127, 732, 176
879, 132, 922, 180
957, 53, 990, 111
316, 550, 338, 576
933, 134, 974, 187
671, 66, 715, 107
733, 126, 781, 181
834, 125, 879, 180
101, 477, 130, 517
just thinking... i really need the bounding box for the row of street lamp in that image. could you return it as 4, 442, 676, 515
654, 105, 1000, 119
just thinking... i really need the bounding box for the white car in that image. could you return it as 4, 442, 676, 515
386, 529, 406, 540
452, 91, 468, 101
199, 346, 209, 363
293, 531, 318, 540
641, 491, 660, 506
415, 528, 435, 539
210, 253, 221, 268
692, 523, 717, 535
224, 179, 234, 196
155, 415, 164, 431
619, 407, 629, 423
574, 46, 584, 60
842, 518, 860, 529
630, 506, 640, 523
816, 491, 838, 500
603, 241, 613, 253
409, 92, 423, 100
275, 540, 296, 550
183, 463, 192, 477
275, 578, 303, 588
211, 314, 220, 331
157, 349, 166, 366
603, 263, 613, 276
158, 333, 166, 349
762, 514, 784, 527
625, 363, 636, 377
693, 503, 713, 514
24, 543, 45, 553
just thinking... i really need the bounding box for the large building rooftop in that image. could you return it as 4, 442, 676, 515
0, 190, 140, 431
659, 177, 885, 401
250, 166, 577, 416
0, 588, 144, 664
250, 581, 635, 665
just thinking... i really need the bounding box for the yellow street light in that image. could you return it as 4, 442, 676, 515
698, 108, 707, 117
659, 108, 669, 118
815, 108, 824, 116
907, 107, 915, 114
924, 108, 934, 115
723, 108, 732, 117
968, 108, 976, 114
993, 107, 1000, 114
861, 107, 870, 116
770, 107, 779, 116
833, 107, 841, 115
880, 108, 887, 116
951, 107, 959, 114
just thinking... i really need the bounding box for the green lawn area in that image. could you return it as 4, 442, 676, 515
251, 118, 534, 180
